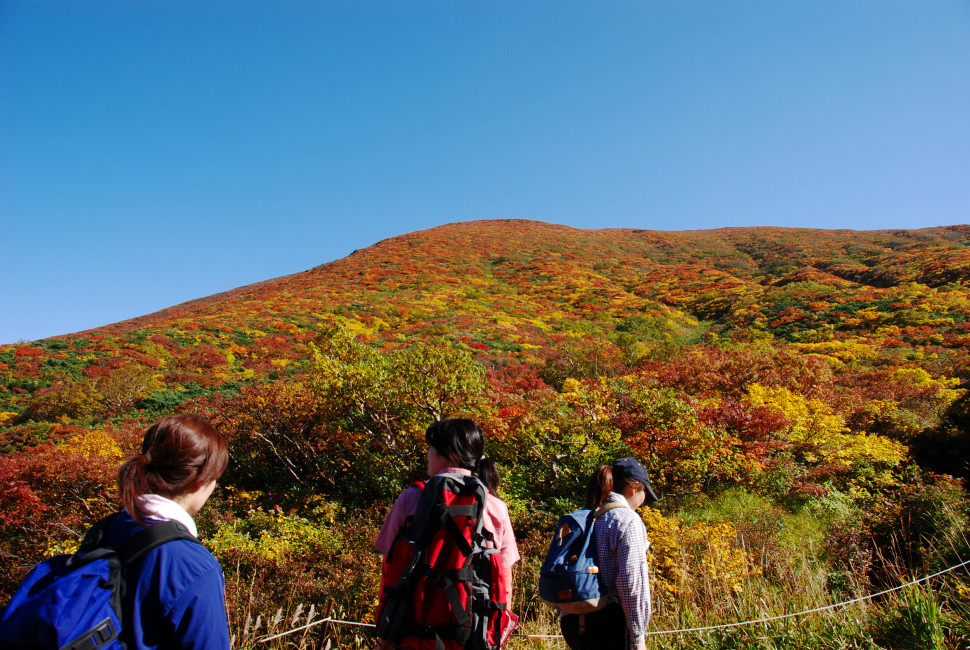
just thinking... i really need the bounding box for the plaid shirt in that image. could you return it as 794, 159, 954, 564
594, 492, 652, 649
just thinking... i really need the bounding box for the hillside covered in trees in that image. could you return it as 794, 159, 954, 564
2, 220, 969, 648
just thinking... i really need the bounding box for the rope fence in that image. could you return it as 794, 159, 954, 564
252, 557, 970, 645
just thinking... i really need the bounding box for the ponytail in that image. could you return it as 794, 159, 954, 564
478, 457, 500, 494
585, 465, 614, 510
119, 454, 153, 523
119, 415, 228, 526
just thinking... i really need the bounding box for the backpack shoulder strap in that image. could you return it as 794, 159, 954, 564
410, 474, 487, 554
115, 521, 201, 568
591, 501, 624, 519
78, 513, 200, 567
78, 512, 123, 552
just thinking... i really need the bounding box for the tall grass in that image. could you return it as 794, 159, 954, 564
217, 488, 970, 650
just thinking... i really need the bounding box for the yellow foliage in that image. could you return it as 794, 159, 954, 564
641, 508, 755, 603
560, 378, 617, 423
561, 378, 582, 395
641, 508, 681, 598
334, 316, 376, 337
208, 510, 340, 566
60, 430, 123, 461
892, 367, 963, 403
746, 387, 907, 490
830, 432, 907, 474
0, 411, 16, 426
745, 384, 846, 449
894, 367, 939, 386
792, 338, 877, 364
223, 486, 260, 502
45, 537, 81, 557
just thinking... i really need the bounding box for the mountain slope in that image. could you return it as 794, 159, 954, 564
3, 219, 970, 642
2, 219, 969, 420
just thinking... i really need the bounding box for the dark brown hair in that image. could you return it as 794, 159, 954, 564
119, 414, 228, 525
426, 418, 485, 471
478, 458, 500, 494
425, 418, 502, 492
585, 465, 642, 509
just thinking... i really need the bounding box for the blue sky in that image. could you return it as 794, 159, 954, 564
2, 0, 968, 344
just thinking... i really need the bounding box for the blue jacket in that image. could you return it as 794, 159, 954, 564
101, 512, 230, 650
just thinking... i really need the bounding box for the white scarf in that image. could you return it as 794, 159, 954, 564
132, 494, 198, 537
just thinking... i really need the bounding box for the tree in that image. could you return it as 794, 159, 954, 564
307, 328, 488, 500
215, 382, 333, 492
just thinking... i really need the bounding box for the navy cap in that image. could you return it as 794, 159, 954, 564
612, 457, 659, 503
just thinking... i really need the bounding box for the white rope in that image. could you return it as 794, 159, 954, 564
256, 616, 375, 644
253, 558, 970, 643
639, 557, 970, 637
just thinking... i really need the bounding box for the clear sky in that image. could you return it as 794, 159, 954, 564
2, 0, 968, 344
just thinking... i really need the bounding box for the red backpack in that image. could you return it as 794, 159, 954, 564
375, 473, 517, 650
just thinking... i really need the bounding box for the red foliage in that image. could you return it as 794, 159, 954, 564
14, 347, 43, 360
82, 365, 112, 378
185, 346, 227, 369
148, 334, 180, 353
647, 345, 830, 400
0, 455, 48, 527
252, 336, 294, 354
699, 401, 789, 441
486, 363, 550, 394
788, 481, 828, 498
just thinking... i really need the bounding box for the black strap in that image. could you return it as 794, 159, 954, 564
115, 520, 199, 567
60, 617, 119, 650
440, 513, 475, 557
79, 513, 200, 566
411, 474, 487, 549
396, 623, 448, 650
428, 569, 470, 626
78, 512, 121, 553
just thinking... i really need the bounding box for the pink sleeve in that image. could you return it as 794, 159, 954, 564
374, 487, 421, 556
486, 496, 520, 568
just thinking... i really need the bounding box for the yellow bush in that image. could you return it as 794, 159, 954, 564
60, 429, 123, 461
641, 508, 755, 609
745, 383, 846, 456
893, 367, 964, 403
208, 509, 340, 566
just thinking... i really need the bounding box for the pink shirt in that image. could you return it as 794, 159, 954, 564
374, 468, 520, 568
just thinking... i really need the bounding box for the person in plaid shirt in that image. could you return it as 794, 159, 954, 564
560, 457, 659, 650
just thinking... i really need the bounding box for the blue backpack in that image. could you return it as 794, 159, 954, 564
0, 513, 198, 650
537, 502, 623, 614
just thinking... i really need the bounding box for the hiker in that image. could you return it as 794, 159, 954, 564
374, 418, 520, 648
560, 457, 658, 650
103, 414, 230, 650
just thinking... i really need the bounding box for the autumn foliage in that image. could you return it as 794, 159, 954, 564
2, 220, 969, 646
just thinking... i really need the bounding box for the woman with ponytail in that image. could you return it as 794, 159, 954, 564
561, 458, 658, 650
102, 414, 230, 650
374, 418, 519, 617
